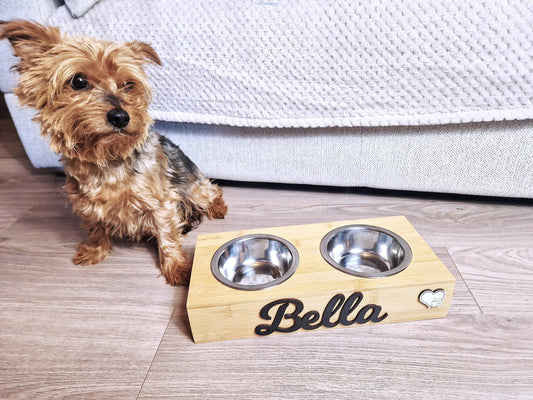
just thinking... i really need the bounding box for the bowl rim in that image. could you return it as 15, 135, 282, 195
319, 224, 413, 278
210, 233, 300, 291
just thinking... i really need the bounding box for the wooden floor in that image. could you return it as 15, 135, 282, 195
1, 99, 532, 399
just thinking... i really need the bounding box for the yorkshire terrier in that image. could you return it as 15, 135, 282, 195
0, 20, 227, 286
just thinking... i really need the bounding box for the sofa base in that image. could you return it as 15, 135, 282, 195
156, 120, 533, 198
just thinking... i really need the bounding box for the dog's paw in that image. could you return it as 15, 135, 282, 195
160, 254, 191, 286
207, 194, 228, 220
73, 242, 109, 265
164, 267, 191, 286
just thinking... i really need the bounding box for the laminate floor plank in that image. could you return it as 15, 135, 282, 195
435, 247, 481, 314
137, 307, 530, 399
0, 200, 182, 400
0, 111, 27, 160
448, 246, 533, 315
0, 155, 62, 234
212, 184, 533, 248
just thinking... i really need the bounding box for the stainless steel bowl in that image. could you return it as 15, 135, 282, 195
320, 225, 412, 278
211, 234, 300, 291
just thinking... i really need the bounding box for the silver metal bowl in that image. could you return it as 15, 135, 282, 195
211, 234, 300, 291
320, 225, 412, 278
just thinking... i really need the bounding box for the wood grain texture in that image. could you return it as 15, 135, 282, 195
448, 246, 533, 315
137, 308, 531, 400
0, 214, 182, 400
1, 99, 532, 399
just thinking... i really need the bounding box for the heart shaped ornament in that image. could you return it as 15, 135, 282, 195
419, 289, 446, 308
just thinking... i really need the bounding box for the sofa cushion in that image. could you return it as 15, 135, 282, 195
64, 0, 101, 18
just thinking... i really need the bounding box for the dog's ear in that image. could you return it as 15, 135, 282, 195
126, 41, 162, 66
0, 20, 61, 61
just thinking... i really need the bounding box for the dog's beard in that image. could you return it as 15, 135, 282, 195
82, 130, 141, 165
39, 105, 151, 166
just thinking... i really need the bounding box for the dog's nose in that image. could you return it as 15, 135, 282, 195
106, 108, 130, 129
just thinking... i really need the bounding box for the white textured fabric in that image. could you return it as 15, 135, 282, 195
45, 0, 533, 128
155, 120, 533, 198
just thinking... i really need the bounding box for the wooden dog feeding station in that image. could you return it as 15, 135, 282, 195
186, 216, 455, 343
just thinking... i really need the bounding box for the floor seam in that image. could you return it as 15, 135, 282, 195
445, 246, 484, 314
135, 305, 177, 400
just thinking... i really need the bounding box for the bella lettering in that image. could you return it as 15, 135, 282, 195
255, 292, 388, 336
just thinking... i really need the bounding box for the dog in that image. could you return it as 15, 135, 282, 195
0, 20, 227, 286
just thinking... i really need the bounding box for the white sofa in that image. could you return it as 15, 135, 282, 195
2, 0, 532, 198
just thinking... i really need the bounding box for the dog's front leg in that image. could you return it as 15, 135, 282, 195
153, 206, 190, 286
157, 234, 190, 286
73, 222, 113, 266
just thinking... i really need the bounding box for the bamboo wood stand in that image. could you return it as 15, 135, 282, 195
187, 216, 455, 343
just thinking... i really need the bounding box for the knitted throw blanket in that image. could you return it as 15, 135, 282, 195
48, 0, 533, 128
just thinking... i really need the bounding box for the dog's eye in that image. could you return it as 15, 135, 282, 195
123, 81, 135, 91
70, 74, 89, 90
